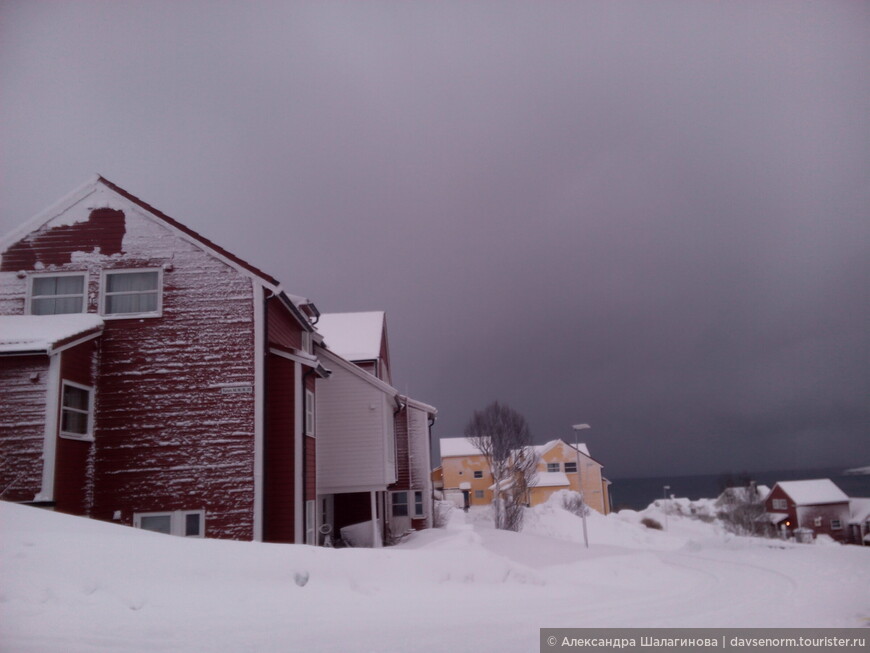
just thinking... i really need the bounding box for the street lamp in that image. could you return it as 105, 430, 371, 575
663, 485, 671, 531
572, 423, 591, 548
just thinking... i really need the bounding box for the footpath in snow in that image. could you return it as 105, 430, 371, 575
1, 494, 868, 653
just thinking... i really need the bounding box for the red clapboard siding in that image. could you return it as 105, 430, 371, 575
0, 208, 126, 272
54, 339, 99, 515
0, 355, 49, 501
88, 210, 257, 541
393, 407, 410, 489
267, 297, 302, 350
264, 353, 296, 543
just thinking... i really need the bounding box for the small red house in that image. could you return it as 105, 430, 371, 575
763, 479, 851, 543
0, 176, 435, 545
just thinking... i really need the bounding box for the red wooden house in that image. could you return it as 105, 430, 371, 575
762, 479, 851, 543
0, 176, 434, 545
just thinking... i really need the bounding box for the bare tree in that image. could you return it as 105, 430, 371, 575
464, 401, 536, 531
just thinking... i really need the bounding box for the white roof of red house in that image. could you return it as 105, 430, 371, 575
850, 498, 870, 524
0, 314, 104, 354
771, 479, 849, 505
316, 311, 385, 361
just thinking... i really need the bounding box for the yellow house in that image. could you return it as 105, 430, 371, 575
531, 439, 610, 514
439, 438, 494, 509
438, 437, 611, 514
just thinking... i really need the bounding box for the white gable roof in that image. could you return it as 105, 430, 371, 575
439, 437, 484, 458
0, 314, 104, 354
535, 438, 590, 457
317, 311, 385, 361
774, 479, 849, 505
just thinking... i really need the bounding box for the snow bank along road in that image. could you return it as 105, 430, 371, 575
1, 499, 868, 653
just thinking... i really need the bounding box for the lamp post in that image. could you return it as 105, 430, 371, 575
663, 485, 670, 531
572, 423, 591, 549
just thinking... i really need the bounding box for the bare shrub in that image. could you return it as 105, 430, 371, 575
560, 490, 590, 517
433, 500, 454, 529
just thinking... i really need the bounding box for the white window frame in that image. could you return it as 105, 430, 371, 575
305, 389, 315, 436
391, 491, 409, 517
133, 510, 205, 537
813, 516, 823, 528
59, 380, 94, 441
27, 271, 87, 315
100, 268, 163, 318
547, 462, 560, 473
473, 470, 483, 479
413, 490, 425, 519
831, 519, 842, 530
772, 499, 787, 510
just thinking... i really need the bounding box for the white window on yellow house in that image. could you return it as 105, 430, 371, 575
547, 462, 560, 473
474, 490, 484, 499
473, 470, 483, 479
564, 462, 577, 473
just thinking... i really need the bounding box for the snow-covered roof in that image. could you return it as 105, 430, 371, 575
758, 512, 789, 524
0, 314, 104, 354
531, 472, 570, 488
535, 438, 590, 457
316, 311, 385, 361
772, 479, 849, 506
849, 498, 870, 524
440, 438, 484, 458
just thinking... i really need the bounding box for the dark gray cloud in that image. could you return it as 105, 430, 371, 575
2, 1, 867, 477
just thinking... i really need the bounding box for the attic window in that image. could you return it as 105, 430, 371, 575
102, 269, 161, 317
29, 273, 86, 315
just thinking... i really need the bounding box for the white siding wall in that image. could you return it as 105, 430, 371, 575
408, 406, 433, 526
315, 361, 392, 492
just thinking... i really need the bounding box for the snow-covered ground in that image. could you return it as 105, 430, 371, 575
1, 496, 868, 653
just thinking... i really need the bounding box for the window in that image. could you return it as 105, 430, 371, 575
391, 491, 408, 517
772, 499, 787, 510
29, 273, 86, 315
413, 491, 425, 518
305, 390, 315, 436
102, 269, 161, 316
831, 519, 842, 530
60, 381, 93, 440
547, 462, 560, 473
134, 510, 204, 537
814, 517, 823, 528
564, 462, 578, 473
474, 490, 485, 499
473, 470, 483, 479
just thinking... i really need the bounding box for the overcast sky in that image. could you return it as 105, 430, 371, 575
1, 1, 867, 478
